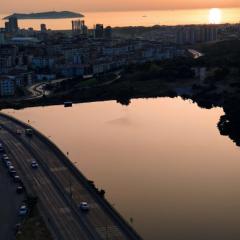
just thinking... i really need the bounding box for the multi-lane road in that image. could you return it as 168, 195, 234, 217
0, 113, 142, 240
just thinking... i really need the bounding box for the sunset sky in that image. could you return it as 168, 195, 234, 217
1, 0, 240, 13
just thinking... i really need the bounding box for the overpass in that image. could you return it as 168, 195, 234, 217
0, 113, 142, 240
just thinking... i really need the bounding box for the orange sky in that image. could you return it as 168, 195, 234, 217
1, 0, 240, 13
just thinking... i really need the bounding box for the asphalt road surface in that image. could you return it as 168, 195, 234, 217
0, 114, 141, 240
0, 159, 25, 240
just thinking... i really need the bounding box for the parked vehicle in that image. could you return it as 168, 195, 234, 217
0, 145, 5, 153
18, 205, 28, 216
9, 170, 17, 177
2, 154, 8, 160
8, 165, 15, 171
16, 130, 22, 135
13, 175, 22, 183
2, 156, 10, 162
16, 186, 25, 194
5, 161, 12, 168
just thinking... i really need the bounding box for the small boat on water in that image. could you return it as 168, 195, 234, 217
64, 101, 73, 107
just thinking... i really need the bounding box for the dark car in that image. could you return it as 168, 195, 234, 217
0, 146, 5, 153
14, 223, 21, 234
1, 154, 8, 160
5, 160, 12, 168
13, 176, 22, 183
16, 185, 25, 194
31, 160, 39, 169
25, 129, 33, 137
9, 169, 17, 177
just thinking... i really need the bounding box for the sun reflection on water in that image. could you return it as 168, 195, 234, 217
209, 8, 222, 24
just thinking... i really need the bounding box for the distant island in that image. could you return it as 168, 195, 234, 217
3, 11, 84, 20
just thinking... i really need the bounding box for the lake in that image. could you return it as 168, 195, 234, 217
4, 97, 240, 239
0, 8, 240, 30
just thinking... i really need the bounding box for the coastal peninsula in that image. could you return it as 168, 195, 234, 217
3, 11, 84, 20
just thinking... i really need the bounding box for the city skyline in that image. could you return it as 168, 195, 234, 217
1, 0, 240, 13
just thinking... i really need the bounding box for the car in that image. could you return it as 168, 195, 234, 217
14, 223, 21, 234
0, 146, 5, 153
16, 130, 22, 135
13, 175, 22, 183
2, 156, 9, 161
8, 165, 15, 171
31, 160, 39, 169
5, 160, 12, 168
16, 185, 25, 194
18, 205, 28, 216
2, 154, 8, 161
25, 129, 33, 137
79, 202, 89, 211
9, 170, 17, 177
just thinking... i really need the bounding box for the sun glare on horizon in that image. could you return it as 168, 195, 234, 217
209, 8, 222, 24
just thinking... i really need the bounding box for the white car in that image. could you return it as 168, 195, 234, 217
18, 205, 28, 216
31, 160, 39, 169
8, 165, 15, 171
79, 202, 89, 211
3, 156, 9, 161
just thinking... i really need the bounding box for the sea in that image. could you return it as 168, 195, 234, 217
0, 8, 240, 30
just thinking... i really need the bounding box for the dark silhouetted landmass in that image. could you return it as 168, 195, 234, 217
3, 11, 84, 20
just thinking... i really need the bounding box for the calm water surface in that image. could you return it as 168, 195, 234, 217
4, 97, 240, 239
0, 8, 240, 30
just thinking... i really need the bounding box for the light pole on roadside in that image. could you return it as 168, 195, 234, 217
66, 151, 73, 199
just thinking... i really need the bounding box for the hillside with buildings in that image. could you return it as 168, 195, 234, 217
0, 15, 239, 100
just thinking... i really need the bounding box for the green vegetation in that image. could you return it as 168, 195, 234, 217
16, 207, 52, 240
196, 39, 240, 68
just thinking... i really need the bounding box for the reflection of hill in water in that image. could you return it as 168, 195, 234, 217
182, 94, 240, 147
107, 117, 133, 126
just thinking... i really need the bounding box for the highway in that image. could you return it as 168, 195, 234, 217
0, 113, 142, 240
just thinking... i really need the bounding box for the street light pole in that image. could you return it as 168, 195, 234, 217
66, 151, 73, 199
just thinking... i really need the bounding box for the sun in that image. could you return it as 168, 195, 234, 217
209, 8, 221, 24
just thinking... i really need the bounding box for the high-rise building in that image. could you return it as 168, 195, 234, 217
94, 24, 104, 38
0, 32, 5, 45
72, 20, 88, 36
5, 17, 18, 33
176, 25, 218, 45
40, 24, 47, 32
104, 26, 113, 39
